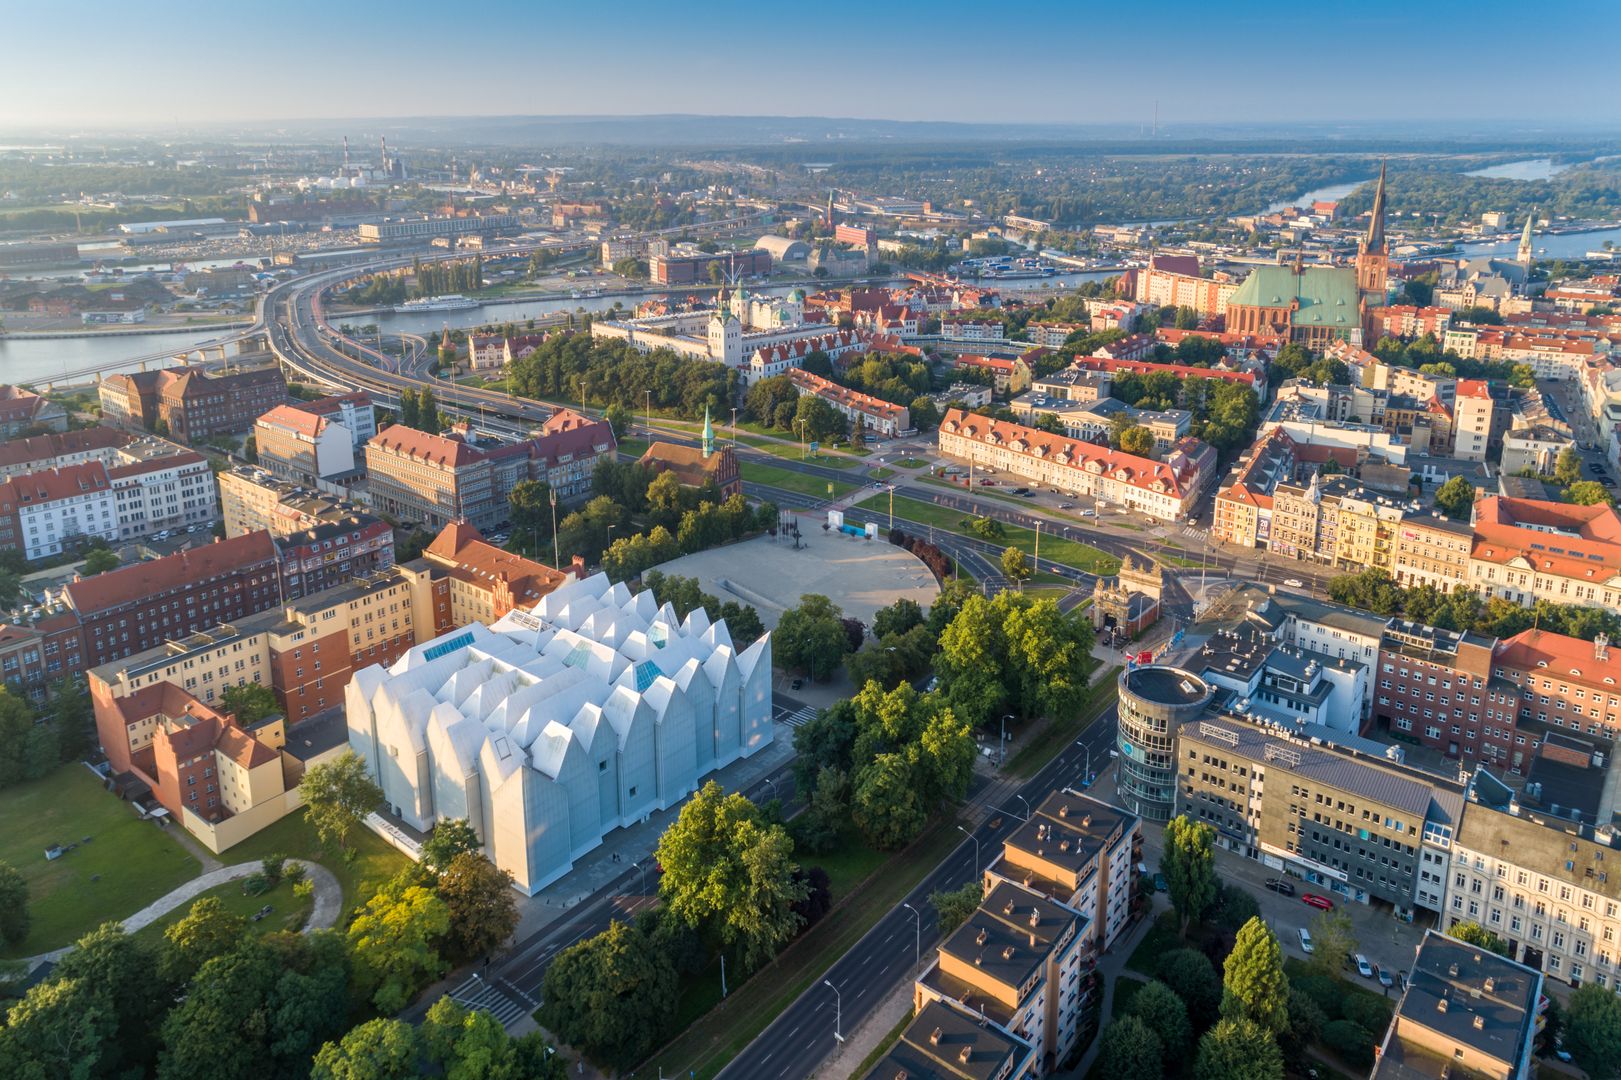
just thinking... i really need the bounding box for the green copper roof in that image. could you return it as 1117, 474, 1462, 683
1229, 265, 1362, 330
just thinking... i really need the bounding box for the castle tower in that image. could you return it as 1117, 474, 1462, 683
1356, 161, 1390, 300
1518, 211, 1535, 269
707, 308, 742, 368
701, 405, 715, 460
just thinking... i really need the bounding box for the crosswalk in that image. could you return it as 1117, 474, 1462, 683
777, 705, 818, 729
446, 972, 534, 1029
1182, 525, 1207, 541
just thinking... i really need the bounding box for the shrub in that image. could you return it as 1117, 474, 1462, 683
241, 872, 270, 896
261, 853, 288, 885
284, 862, 308, 886
1292, 973, 1345, 1021
293, 878, 315, 901
1343, 995, 1393, 1035
1322, 1020, 1376, 1068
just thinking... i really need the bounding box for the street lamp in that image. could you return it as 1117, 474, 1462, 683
1014, 794, 1031, 821
1000, 713, 1014, 766
645, 389, 652, 435
824, 980, 844, 1043
956, 825, 980, 877
901, 902, 921, 967
549, 486, 559, 569
761, 776, 779, 801
631, 860, 648, 896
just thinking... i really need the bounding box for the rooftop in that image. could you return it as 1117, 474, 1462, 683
858, 999, 1033, 1080
64, 532, 277, 615
1123, 665, 1211, 706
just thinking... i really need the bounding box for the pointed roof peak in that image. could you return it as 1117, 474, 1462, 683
1364, 160, 1387, 253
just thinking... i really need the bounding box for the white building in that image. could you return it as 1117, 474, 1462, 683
108, 448, 217, 541
0, 462, 119, 559
940, 319, 1005, 343
344, 573, 772, 895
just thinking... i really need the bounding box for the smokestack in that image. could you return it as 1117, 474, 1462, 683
342, 135, 350, 173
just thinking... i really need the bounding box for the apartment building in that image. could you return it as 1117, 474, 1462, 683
951, 353, 1033, 395
1271, 593, 1390, 720
1371, 931, 1541, 1080
1132, 260, 1237, 317
1176, 706, 1465, 915
1493, 628, 1621, 750
1197, 628, 1368, 734
940, 319, 1006, 343
983, 791, 1142, 958
787, 369, 912, 437
364, 415, 615, 531
1213, 428, 1300, 549
1454, 379, 1508, 462
0, 462, 119, 559
915, 881, 1088, 1075
0, 384, 68, 437
1375, 620, 1522, 771
1468, 497, 1621, 613
1029, 368, 1112, 404
1268, 475, 1405, 571
304, 391, 377, 450
937, 410, 1213, 524
860, 999, 1035, 1080
253, 403, 358, 486
277, 515, 396, 600
1448, 771, 1621, 990
62, 532, 283, 667
1392, 512, 1475, 593
418, 522, 569, 626
219, 466, 377, 539
0, 623, 50, 703
0, 427, 131, 479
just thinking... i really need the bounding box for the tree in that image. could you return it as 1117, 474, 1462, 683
930, 880, 984, 933
1565, 480, 1615, 506
1120, 425, 1157, 457
1446, 920, 1511, 957
1282, 987, 1327, 1064
161, 896, 247, 985
312, 1019, 420, 1080
1157, 948, 1224, 1031
47, 922, 168, 1077
1564, 984, 1621, 1079
655, 780, 806, 971
1222, 917, 1289, 1035
0, 687, 55, 790
1001, 545, 1033, 586
420, 818, 483, 876
775, 593, 851, 681
1307, 909, 1357, 978
1555, 447, 1583, 487
1099, 1015, 1164, 1080
81, 547, 119, 575
399, 389, 420, 431
873, 597, 925, 640
1003, 597, 1094, 721
602, 402, 630, 440
508, 479, 555, 551
437, 851, 520, 963
1321, 1020, 1377, 1069
422, 995, 567, 1080
1434, 475, 1477, 520
0, 976, 117, 1080
347, 872, 451, 1012
299, 750, 383, 851
0, 859, 29, 948
1194, 1018, 1284, 1080
419, 388, 442, 434
1128, 979, 1193, 1058
538, 920, 678, 1072
1164, 816, 1218, 934
219, 682, 279, 726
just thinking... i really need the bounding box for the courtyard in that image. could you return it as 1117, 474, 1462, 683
648, 519, 939, 630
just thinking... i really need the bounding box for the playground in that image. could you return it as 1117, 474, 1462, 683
649, 512, 940, 630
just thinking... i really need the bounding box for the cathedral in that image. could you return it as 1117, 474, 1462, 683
1225, 163, 1393, 347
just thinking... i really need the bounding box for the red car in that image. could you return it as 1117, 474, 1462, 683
1302, 893, 1334, 911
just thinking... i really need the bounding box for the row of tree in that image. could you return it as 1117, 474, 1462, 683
1326, 568, 1621, 642
410, 256, 484, 298
396, 387, 443, 434
640, 571, 766, 645
0, 680, 93, 793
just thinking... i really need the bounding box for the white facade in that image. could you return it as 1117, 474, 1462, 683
12, 474, 119, 559
109, 454, 218, 540
345, 573, 773, 895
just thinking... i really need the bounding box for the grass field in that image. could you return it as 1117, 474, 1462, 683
740, 461, 859, 499
220, 808, 411, 922
862, 493, 1121, 575
617, 437, 650, 458
646, 821, 964, 1079
894, 458, 930, 469
0, 766, 202, 957
131, 874, 314, 948
870, 467, 896, 481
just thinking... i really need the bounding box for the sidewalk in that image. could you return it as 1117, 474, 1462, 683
22, 857, 341, 971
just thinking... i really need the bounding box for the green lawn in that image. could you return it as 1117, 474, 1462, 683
870, 467, 896, 481
0, 766, 203, 958
220, 808, 411, 923
862, 493, 1121, 575
617, 437, 650, 458
1124, 910, 1185, 975
814, 832, 890, 900
131, 874, 314, 948
740, 461, 858, 500
895, 458, 930, 469
645, 821, 964, 1079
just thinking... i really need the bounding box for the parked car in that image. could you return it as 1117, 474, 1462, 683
1355, 954, 1374, 978
1153, 872, 1168, 893
1297, 927, 1314, 954
1265, 877, 1297, 896
1302, 893, 1334, 911
1011, 487, 1030, 495
1376, 965, 1395, 988
1283, 578, 1305, 588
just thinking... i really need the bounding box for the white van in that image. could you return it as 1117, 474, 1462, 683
1297, 927, 1313, 954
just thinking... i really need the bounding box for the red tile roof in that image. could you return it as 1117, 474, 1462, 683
64, 531, 277, 615
1471, 496, 1621, 582
939, 408, 1205, 498
1495, 628, 1621, 690
256, 404, 331, 439
1071, 356, 1258, 388
0, 461, 112, 508
368, 425, 485, 468
1456, 379, 1491, 399
425, 523, 568, 605
0, 428, 128, 471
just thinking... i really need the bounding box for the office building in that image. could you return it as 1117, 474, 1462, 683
99, 365, 288, 443
1468, 497, 1621, 614
253, 403, 360, 486
1376, 620, 1521, 770
859, 999, 1035, 1080
344, 572, 773, 894
357, 213, 520, 243
1371, 931, 1541, 1080
649, 248, 770, 286
1116, 666, 1215, 822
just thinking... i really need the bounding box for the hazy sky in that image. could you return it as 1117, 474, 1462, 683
4, 0, 1619, 129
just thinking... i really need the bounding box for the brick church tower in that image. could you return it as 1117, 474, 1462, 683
1356, 161, 1390, 301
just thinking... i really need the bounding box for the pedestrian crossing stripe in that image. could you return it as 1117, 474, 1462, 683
779, 706, 818, 728
447, 975, 528, 1027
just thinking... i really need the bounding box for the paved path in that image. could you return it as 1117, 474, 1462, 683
23, 857, 341, 971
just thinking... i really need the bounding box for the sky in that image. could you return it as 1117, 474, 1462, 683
3, 0, 1619, 131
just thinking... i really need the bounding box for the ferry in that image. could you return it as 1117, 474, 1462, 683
394, 294, 481, 313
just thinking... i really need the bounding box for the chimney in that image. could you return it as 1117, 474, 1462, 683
958, 1046, 973, 1065
928, 1027, 943, 1047
1437, 998, 1449, 1013
1597, 633, 1609, 662
1028, 908, 1041, 928
1058, 804, 1069, 818
975, 927, 988, 946
1483, 977, 1495, 992
1002, 945, 1016, 960
1082, 814, 1092, 827
570, 554, 586, 579
1473, 1016, 1485, 1030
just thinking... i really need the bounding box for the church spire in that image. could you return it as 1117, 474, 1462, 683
1364, 160, 1387, 255
701, 404, 715, 459
1518, 210, 1535, 268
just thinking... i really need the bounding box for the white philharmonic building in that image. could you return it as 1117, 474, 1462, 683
344, 572, 773, 894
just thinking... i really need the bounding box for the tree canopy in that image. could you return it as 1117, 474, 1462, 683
1163, 816, 1218, 933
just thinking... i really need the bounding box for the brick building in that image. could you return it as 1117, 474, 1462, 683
62, 532, 283, 667
1374, 619, 1522, 770
649, 248, 770, 286
99, 365, 287, 442
1493, 628, 1621, 751
0, 623, 50, 704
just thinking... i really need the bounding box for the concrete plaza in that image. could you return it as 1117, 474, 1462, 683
650, 525, 939, 630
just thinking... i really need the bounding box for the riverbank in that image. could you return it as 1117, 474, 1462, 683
0, 318, 254, 340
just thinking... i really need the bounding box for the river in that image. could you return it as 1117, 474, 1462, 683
1458, 224, 1621, 261
1262, 179, 1374, 215
1463, 158, 1571, 181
